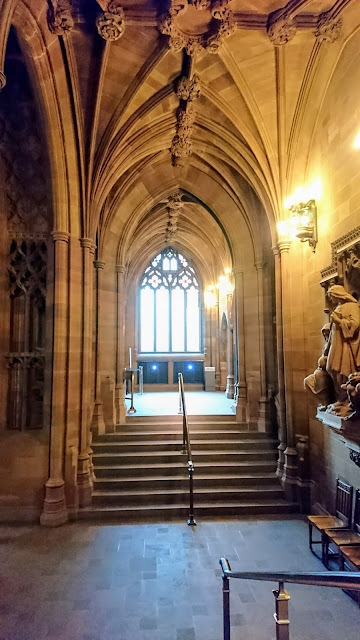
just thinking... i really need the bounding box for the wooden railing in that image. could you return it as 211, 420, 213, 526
219, 557, 360, 640
178, 373, 196, 526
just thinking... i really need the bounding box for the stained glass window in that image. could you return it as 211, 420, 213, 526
139, 248, 201, 353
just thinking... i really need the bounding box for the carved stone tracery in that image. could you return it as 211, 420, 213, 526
96, 1, 125, 41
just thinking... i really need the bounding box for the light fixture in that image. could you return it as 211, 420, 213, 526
217, 275, 233, 295
187, 363, 193, 371
151, 364, 158, 371
279, 180, 320, 251
204, 287, 217, 308
288, 198, 318, 251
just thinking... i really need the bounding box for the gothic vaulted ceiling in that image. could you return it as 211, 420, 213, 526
2, 0, 360, 269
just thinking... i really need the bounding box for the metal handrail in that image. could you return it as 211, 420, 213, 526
178, 373, 196, 526
219, 557, 360, 640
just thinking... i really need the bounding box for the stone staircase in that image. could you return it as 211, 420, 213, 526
80, 414, 297, 521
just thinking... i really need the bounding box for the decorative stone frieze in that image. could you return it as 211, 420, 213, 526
47, 0, 74, 35
96, 1, 125, 41
315, 11, 342, 44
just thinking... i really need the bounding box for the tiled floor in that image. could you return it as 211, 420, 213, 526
0, 517, 359, 640
125, 391, 235, 416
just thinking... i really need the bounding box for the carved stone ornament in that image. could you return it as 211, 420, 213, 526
349, 449, 360, 467
176, 75, 201, 101
159, 0, 235, 56
167, 190, 184, 210
96, 2, 125, 41
47, 0, 74, 35
267, 14, 296, 46
315, 11, 342, 44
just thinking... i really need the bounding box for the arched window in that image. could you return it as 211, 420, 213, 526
139, 248, 201, 353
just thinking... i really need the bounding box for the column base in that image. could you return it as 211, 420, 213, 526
77, 454, 93, 507
276, 441, 286, 478
115, 383, 126, 425
281, 446, 298, 501
40, 479, 68, 527
226, 375, 235, 399
235, 398, 247, 423
257, 396, 272, 432
91, 399, 106, 436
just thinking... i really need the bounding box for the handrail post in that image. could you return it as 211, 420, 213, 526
187, 461, 196, 526
273, 581, 291, 640
222, 572, 231, 640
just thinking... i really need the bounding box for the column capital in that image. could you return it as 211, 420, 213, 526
272, 244, 280, 257
277, 240, 291, 254
232, 266, 243, 276
254, 261, 265, 271
80, 237, 96, 252
94, 260, 105, 270
116, 264, 126, 274
52, 230, 70, 244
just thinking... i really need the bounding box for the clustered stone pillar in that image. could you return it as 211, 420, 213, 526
225, 291, 235, 399
233, 267, 247, 422
77, 237, 95, 507
40, 231, 69, 526
115, 264, 127, 425
277, 241, 298, 496
255, 261, 271, 431
273, 245, 287, 478
91, 259, 106, 435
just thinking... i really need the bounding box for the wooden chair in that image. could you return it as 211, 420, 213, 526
338, 545, 360, 606
308, 479, 353, 565
323, 488, 360, 569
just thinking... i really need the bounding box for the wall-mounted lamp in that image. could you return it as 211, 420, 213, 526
217, 275, 234, 296
204, 287, 217, 308
288, 198, 318, 251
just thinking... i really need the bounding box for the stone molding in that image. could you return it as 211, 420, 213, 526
94, 260, 105, 269
115, 264, 126, 274
96, 1, 125, 41
52, 230, 70, 243
277, 241, 291, 253
47, 0, 74, 35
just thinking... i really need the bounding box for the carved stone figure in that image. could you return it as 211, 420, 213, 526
304, 323, 335, 408
326, 285, 360, 402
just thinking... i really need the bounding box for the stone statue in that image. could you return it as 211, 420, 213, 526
304, 323, 335, 407
325, 285, 360, 403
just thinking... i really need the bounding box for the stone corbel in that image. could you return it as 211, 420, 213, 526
96, 1, 125, 41
267, 7, 297, 46
47, 0, 74, 35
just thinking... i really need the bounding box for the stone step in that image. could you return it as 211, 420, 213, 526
124, 414, 237, 425
79, 499, 298, 521
92, 449, 278, 465
91, 486, 284, 506
94, 473, 277, 491
91, 439, 277, 453
93, 430, 271, 442
94, 459, 277, 477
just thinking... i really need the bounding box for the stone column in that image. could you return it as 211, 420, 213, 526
255, 262, 272, 431
91, 260, 106, 435
273, 246, 287, 477
225, 291, 235, 399
115, 265, 127, 424
278, 241, 298, 496
214, 299, 221, 390
77, 237, 94, 507
233, 267, 247, 422
40, 231, 69, 526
